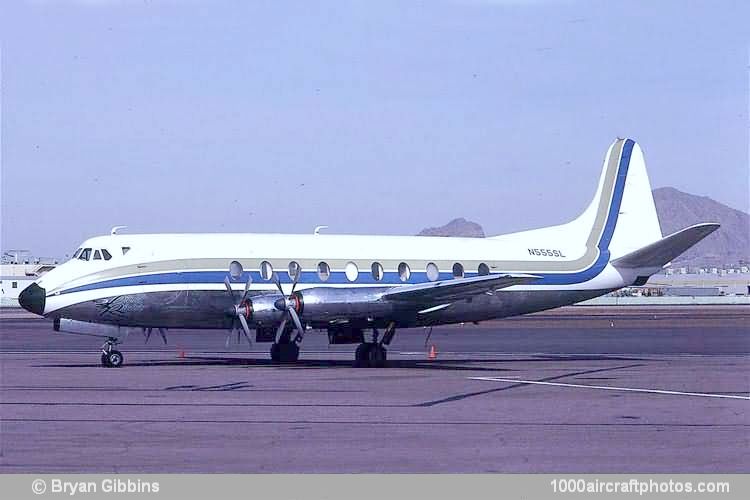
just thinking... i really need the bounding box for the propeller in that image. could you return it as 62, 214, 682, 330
223, 262, 254, 347
272, 270, 305, 343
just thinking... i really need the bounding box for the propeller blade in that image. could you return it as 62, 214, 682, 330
274, 317, 288, 343
240, 275, 253, 303
224, 276, 237, 303
272, 272, 285, 296
238, 314, 252, 344
288, 307, 305, 338
290, 269, 301, 294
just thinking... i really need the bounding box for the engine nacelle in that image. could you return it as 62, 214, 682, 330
296, 287, 393, 323
244, 294, 285, 326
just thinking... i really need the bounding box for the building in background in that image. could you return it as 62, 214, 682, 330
1, 251, 58, 308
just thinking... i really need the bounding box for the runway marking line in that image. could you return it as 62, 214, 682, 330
469, 376, 750, 400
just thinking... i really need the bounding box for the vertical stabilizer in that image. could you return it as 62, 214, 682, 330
607, 140, 663, 260
556, 138, 663, 262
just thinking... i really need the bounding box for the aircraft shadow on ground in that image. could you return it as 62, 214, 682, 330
36, 353, 646, 371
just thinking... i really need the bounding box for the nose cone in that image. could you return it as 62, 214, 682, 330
18, 283, 46, 316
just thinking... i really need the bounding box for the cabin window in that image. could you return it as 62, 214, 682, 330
371, 262, 384, 281
12, 281, 18, 289
121, 246, 130, 255
452, 262, 464, 278
229, 260, 243, 279
345, 262, 359, 282
72, 248, 82, 259
102, 249, 112, 261
79, 248, 92, 261
317, 262, 330, 282
398, 262, 410, 282
260, 261, 273, 281
478, 263, 490, 275
288, 261, 301, 280
426, 262, 439, 281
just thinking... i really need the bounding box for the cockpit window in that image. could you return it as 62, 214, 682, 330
72, 248, 82, 259
93, 250, 102, 260
102, 249, 112, 260
79, 248, 92, 261
121, 246, 131, 255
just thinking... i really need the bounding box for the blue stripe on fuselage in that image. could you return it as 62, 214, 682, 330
58, 140, 634, 295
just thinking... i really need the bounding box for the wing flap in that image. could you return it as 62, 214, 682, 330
611, 223, 720, 269
382, 273, 540, 303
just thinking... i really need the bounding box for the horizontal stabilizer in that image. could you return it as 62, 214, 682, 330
382, 273, 540, 303
611, 223, 720, 269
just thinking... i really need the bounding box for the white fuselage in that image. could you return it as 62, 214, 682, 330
24, 138, 665, 329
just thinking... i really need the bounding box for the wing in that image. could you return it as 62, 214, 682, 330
381, 273, 540, 303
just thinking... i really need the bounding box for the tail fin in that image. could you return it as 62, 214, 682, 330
607, 139, 663, 260
487, 138, 714, 281
564, 138, 664, 261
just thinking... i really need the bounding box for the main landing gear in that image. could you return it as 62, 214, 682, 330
270, 341, 300, 363
354, 322, 396, 368
270, 325, 301, 363
100, 337, 124, 368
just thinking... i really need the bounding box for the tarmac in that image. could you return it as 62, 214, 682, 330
0, 305, 748, 473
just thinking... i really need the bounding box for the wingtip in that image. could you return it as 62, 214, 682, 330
692, 222, 721, 233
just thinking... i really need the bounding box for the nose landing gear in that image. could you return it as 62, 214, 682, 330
101, 337, 124, 368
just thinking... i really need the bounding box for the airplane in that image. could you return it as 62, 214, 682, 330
18, 138, 719, 368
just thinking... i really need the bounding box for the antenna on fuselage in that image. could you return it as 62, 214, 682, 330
313, 225, 328, 235
110, 226, 128, 235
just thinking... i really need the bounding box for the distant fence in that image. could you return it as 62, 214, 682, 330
577, 296, 750, 306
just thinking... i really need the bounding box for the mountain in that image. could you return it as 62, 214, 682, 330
417, 218, 485, 238
417, 188, 748, 267
652, 187, 749, 267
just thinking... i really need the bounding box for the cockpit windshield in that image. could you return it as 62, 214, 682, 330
74, 247, 114, 262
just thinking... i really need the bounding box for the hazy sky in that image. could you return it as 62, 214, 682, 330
2, 0, 748, 259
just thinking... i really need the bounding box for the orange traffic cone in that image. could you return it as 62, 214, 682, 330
428, 344, 437, 360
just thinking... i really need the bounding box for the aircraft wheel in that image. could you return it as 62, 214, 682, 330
280, 343, 299, 363
354, 343, 370, 366
354, 343, 373, 367
271, 343, 299, 363
101, 353, 111, 367
368, 344, 387, 368
106, 350, 124, 368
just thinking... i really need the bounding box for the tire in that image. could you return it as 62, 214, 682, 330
101, 353, 111, 367
270, 343, 280, 363
279, 343, 300, 363
368, 345, 386, 368
354, 343, 372, 367
107, 350, 124, 368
